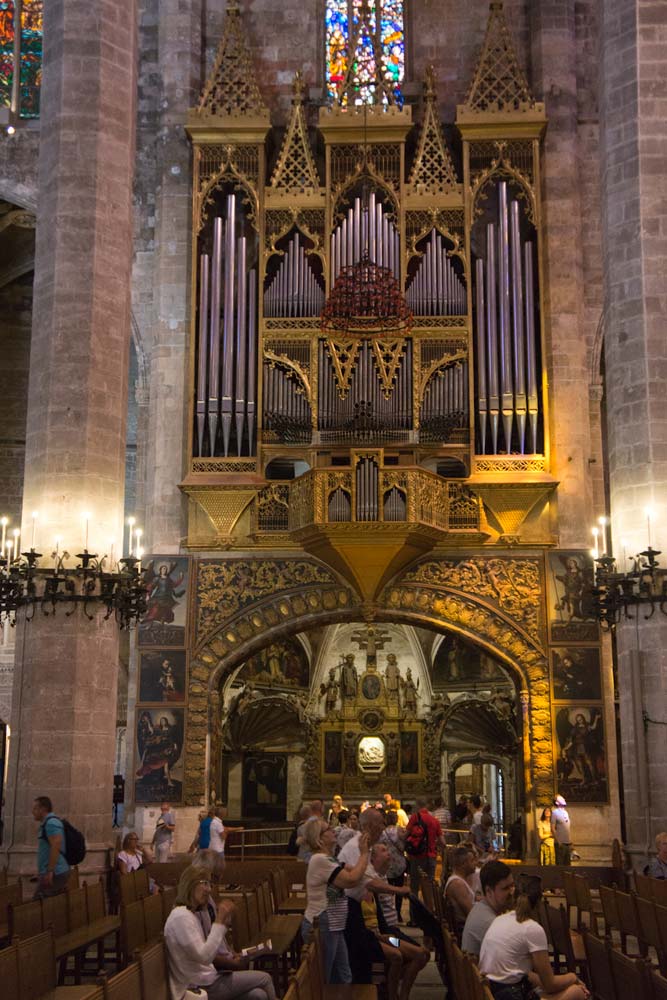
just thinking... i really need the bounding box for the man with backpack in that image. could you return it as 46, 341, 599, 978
404, 797, 444, 926
32, 795, 71, 898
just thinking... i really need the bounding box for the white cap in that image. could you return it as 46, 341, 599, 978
554, 794, 567, 806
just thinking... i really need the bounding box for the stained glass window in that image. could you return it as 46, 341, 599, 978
0, 1, 15, 110
326, 0, 404, 106
20, 0, 42, 118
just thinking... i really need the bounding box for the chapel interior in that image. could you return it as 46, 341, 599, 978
0, 0, 665, 901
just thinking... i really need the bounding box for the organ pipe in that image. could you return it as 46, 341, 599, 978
264, 233, 324, 318
497, 182, 513, 448
510, 200, 527, 453
524, 241, 539, 455
221, 193, 236, 457
330, 195, 400, 280
474, 188, 541, 455
194, 197, 257, 458
486, 223, 499, 454
406, 229, 467, 316
475, 257, 487, 454
196, 252, 210, 457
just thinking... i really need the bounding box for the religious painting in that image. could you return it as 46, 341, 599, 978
139, 650, 187, 704
361, 672, 382, 700
551, 647, 602, 702
554, 706, 608, 803
135, 708, 184, 804
432, 633, 508, 689
323, 730, 343, 774
139, 557, 189, 647
234, 638, 309, 690
547, 551, 598, 643
400, 730, 419, 774
242, 752, 287, 821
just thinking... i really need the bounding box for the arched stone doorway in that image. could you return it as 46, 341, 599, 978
184, 555, 551, 838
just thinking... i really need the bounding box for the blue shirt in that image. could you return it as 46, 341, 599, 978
199, 816, 213, 850
38, 814, 70, 876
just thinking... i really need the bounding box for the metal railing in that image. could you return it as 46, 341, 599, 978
224, 825, 292, 861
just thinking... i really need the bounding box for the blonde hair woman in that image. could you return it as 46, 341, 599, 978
538, 807, 556, 866
164, 866, 276, 1000
302, 820, 370, 984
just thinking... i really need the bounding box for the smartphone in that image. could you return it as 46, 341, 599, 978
388, 936, 400, 948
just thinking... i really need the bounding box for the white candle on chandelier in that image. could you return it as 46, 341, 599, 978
645, 507, 653, 549
592, 526, 599, 560
136, 545, 143, 572
598, 516, 608, 557
82, 511, 91, 551
1, 516, 7, 553
135, 528, 142, 561
54, 536, 61, 568
31, 511, 38, 549
620, 538, 628, 574
5, 540, 12, 562
109, 539, 115, 571
127, 516, 136, 556
13, 527, 20, 560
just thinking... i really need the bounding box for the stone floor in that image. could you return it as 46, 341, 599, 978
403, 923, 447, 1000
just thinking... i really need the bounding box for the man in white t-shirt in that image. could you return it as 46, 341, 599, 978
209, 806, 226, 854
550, 795, 572, 866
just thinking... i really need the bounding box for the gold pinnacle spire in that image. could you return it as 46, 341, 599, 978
409, 66, 458, 193
197, 0, 268, 119
461, 2, 537, 114
270, 72, 320, 192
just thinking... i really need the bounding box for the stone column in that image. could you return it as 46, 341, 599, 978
141, 0, 202, 551
600, 0, 667, 853
2, 0, 137, 871
530, 1, 595, 542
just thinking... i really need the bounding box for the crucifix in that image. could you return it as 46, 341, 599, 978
350, 623, 392, 670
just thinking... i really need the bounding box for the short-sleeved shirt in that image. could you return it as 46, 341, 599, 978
154, 811, 175, 846
405, 809, 442, 859
198, 816, 213, 850
37, 814, 70, 876
462, 899, 497, 956
551, 807, 571, 845
209, 816, 225, 853
479, 913, 548, 983
649, 857, 667, 879
117, 850, 144, 873
305, 852, 348, 931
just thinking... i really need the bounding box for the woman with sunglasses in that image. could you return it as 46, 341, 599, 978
164, 865, 276, 1000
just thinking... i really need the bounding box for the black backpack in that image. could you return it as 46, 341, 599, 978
404, 812, 428, 856
41, 816, 87, 866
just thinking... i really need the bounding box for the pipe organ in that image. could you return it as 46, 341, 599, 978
473, 181, 540, 455
185, 1, 549, 543
195, 194, 258, 459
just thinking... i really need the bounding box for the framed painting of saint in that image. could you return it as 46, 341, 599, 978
432, 633, 508, 689
234, 638, 310, 690
135, 708, 185, 803
553, 705, 608, 803
242, 753, 287, 821
400, 730, 419, 775
139, 557, 189, 647
551, 647, 602, 702
323, 731, 343, 774
547, 551, 598, 643
139, 650, 187, 703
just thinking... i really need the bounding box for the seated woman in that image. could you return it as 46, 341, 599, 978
117, 832, 147, 874
302, 819, 370, 984
164, 865, 276, 1000
479, 875, 589, 1000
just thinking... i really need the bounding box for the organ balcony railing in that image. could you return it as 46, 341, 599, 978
287, 465, 482, 534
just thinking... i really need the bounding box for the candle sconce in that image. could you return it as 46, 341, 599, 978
591, 547, 667, 629
0, 549, 147, 629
